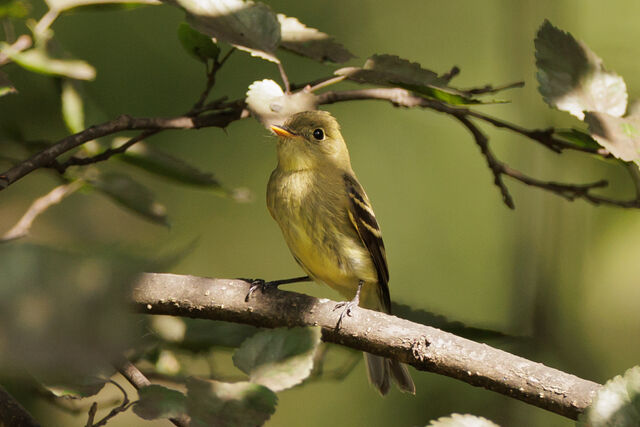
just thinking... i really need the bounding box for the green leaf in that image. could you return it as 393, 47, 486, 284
245, 79, 317, 128
555, 128, 601, 150
133, 385, 186, 421
0, 71, 17, 97
1, 47, 96, 80
584, 112, 640, 161
577, 366, 640, 427
232, 327, 321, 392
168, 0, 281, 63
180, 319, 259, 350
61, 80, 85, 133
117, 140, 223, 189
277, 14, 354, 63
89, 172, 168, 225
44, 377, 109, 399
0, 0, 29, 18
45, 0, 158, 12
427, 413, 501, 427
336, 54, 493, 105
535, 20, 627, 120
178, 22, 220, 62
186, 378, 277, 427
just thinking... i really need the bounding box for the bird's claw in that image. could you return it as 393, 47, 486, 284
333, 300, 356, 330
241, 278, 271, 302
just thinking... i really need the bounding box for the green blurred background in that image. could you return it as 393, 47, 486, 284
2, 0, 640, 425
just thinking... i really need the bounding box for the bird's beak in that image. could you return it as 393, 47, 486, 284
270, 124, 297, 138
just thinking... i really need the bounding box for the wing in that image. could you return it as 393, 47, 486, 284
343, 173, 391, 312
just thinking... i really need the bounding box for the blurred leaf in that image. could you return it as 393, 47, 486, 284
336, 54, 493, 105
151, 315, 187, 343
577, 366, 640, 427
535, 20, 627, 120
168, 0, 281, 63
45, 0, 158, 12
0, 0, 29, 18
0, 244, 144, 382
186, 377, 277, 427
44, 377, 108, 399
392, 303, 513, 342
155, 349, 181, 375
0, 71, 17, 97
1, 47, 96, 80
61, 80, 85, 133
133, 385, 186, 421
556, 128, 601, 150
179, 319, 259, 351
277, 14, 354, 63
245, 79, 317, 128
178, 22, 220, 62
427, 413, 501, 427
585, 112, 640, 161
89, 172, 168, 225
232, 327, 321, 392
117, 140, 224, 190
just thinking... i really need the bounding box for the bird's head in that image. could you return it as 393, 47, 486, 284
270, 110, 351, 171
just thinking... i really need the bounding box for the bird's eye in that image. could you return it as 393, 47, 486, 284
312, 128, 324, 140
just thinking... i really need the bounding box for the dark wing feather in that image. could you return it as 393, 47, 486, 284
343, 173, 391, 312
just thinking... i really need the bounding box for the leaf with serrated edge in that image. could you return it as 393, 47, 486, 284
2, 47, 95, 80
535, 20, 627, 120
61, 80, 85, 133
577, 366, 640, 427
186, 378, 277, 427
245, 79, 317, 128
278, 14, 354, 63
427, 413, 501, 427
232, 327, 321, 392
585, 112, 640, 161
133, 385, 186, 421
89, 172, 168, 225
167, 0, 280, 63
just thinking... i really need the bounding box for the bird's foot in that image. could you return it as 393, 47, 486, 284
333, 280, 364, 330
241, 278, 278, 302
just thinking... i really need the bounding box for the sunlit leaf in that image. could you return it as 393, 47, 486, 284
427, 413, 501, 427
186, 378, 277, 427
1, 47, 96, 80
585, 112, 640, 161
117, 140, 224, 190
555, 128, 601, 150
61, 80, 85, 133
168, 0, 281, 63
577, 366, 640, 427
277, 14, 354, 63
0, 71, 16, 97
535, 20, 627, 120
45, 0, 158, 12
232, 327, 321, 392
245, 79, 317, 128
89, 172, 168, 225
336, 54, 493, 105
133, 385, 187, 421
178, 22, 220, 62
44, 376, 109, 399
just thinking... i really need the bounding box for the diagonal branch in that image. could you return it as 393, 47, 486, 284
131, 272, 601, 420
0, 384, 41, 427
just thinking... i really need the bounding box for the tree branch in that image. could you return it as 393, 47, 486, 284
0, 384, 41, 427
131, 273, 601, 420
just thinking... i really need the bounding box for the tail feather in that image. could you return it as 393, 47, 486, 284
364, 353, 415, 395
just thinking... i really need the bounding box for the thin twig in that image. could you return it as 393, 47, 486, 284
0, 34, 32, 67
461, 80, 525, 96
87, 380, 135, 427
277, 61, 291, 93
132, 273, 601, 420
1, 180, 83, 242
115, 357, 189, 427
0, 385, 41, 427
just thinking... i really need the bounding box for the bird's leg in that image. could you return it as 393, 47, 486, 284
333, 280, 363, 329
242, 276, 311, 302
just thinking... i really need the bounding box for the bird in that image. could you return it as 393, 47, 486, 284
264, 110, 415, 395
